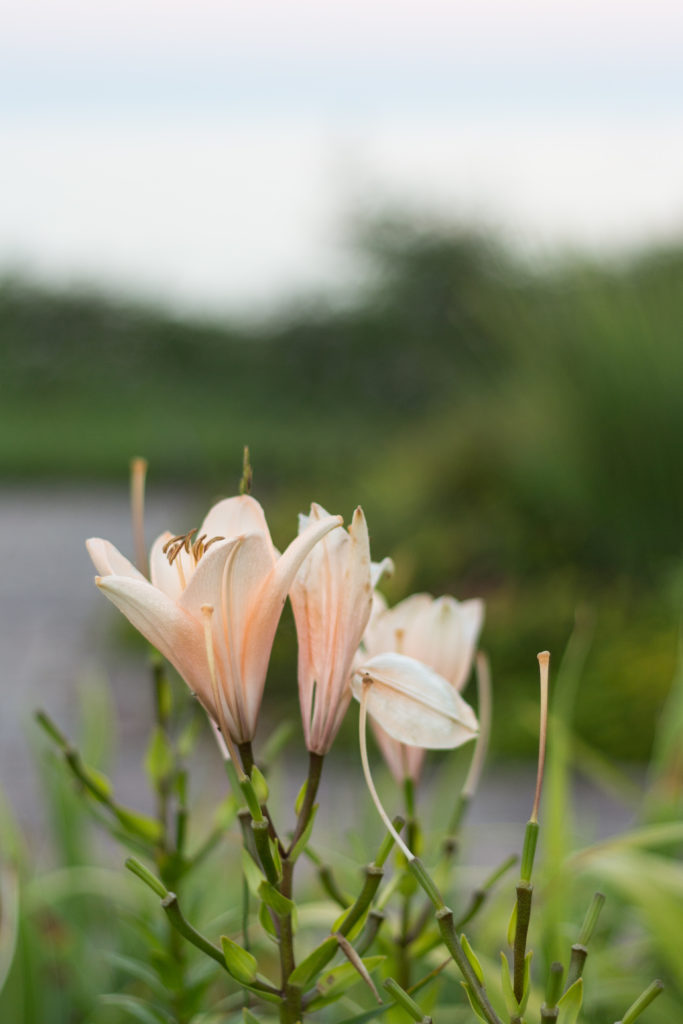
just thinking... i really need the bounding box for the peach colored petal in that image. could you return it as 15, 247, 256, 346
199, 495, 274, 554
291, 506, 377, 753
94, 574, 210, 703
352, 653, 478, 749
86, 538, 146, 581
149, 531, 184, 599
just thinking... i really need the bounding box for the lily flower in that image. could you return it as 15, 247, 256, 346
362, 592, 484, 782
351, 652, 478, 862
87, 495, 341, 745
290, 504, 393, 755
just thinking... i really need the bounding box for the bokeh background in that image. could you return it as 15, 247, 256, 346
2, 0, 683, 824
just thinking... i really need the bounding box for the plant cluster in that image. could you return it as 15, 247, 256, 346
18, 455, 670, 1024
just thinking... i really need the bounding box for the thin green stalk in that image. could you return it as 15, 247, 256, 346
287, 752, 324, 855
278, 752, 325, 1023
512, 883, 533, 1005
435, 908, 503, 1024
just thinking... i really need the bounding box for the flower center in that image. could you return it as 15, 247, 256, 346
162, 532, 224, 581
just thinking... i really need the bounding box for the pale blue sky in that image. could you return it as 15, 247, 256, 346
2, 0, 682, 313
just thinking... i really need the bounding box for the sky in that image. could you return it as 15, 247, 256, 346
2, 0, 682, 314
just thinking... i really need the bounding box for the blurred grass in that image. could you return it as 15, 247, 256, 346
1, 219, 682, 759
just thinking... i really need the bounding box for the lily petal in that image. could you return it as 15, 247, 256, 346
199, 495, 273, 553
149, 531, 184, 599
86, 538, 146, 581
352, 652, 478, 749
95, 574, 210, 702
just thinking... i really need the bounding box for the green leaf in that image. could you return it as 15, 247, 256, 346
84, 765, 114, 800
221, 936, 258, 984
460, 982, 488, 1024
500, 952, 519, 1016
258, 881, 294, 916
258, 900, 278, 940
243, 1008, 263, 1024
309, 956, 385, 1007
558, 978, 583, 1024
116, 808, 163, 844
460, 933, 485, 985
288, 937, 339, 988
519, 950, 533, 1014
145, 726, 174, 786
250, 766, 269, 803
507, 900, 517, 947
295, 779, 307, 815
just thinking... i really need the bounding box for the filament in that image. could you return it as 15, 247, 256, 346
359, 678, 414, 862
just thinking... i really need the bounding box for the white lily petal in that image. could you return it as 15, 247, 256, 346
371, 556, 394, 588
452, 599, 485, 690
352, 653, 478, 749
95, 574, 210, 700
149, 531, 183, 599
199, 495, 272, 552
86, 538, 146, 581
177, 536, 242, 618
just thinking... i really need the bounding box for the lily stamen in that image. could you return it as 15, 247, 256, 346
162, 529, 226, 570
359, 676, 415, 863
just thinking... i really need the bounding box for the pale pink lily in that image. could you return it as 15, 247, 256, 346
87, 495, 341, 745
351, 652, 479, 862
362, 593, 484, 782
290, 504, 393, 755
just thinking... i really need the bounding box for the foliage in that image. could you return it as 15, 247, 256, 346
2, 611, 681, 1022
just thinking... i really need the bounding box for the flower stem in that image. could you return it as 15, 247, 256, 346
513, 883, 533, 1005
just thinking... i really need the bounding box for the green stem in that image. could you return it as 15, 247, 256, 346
436, 908, 503, 1024
287, 752, 324, 855
564, 944, 587, 990
513, 883, 533, 1005
278, 753, 324, 1024
161, 893, 227, 969
619, 979, 664, 1024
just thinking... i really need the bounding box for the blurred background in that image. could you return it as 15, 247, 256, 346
1, 0, 683, 824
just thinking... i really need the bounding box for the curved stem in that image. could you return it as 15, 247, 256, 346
359, 683, 414, 861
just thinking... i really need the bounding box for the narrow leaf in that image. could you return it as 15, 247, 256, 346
519, 950, 533, 1014
221, 936, 258, 984
310, 956, 385, 1005
288, 936, 339, 988
460, 983, 488, 1024
460, 933, 485, 985
250, 766, 269, 804
507, 901, 517, 947
258, 881, 294, 916
557, 978, 583, 1024
500, 952, 519, 1017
